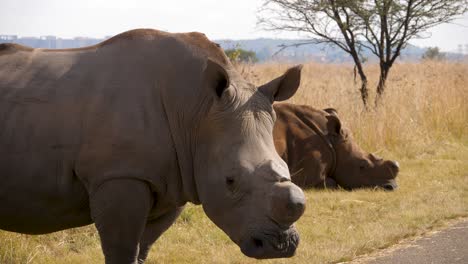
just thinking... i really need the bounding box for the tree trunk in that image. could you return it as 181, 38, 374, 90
375, 63, 390, 106
354, 62, 369, 109
347, 50, 369, 108
360, 76, 369, 109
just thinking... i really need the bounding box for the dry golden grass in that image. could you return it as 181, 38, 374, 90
1, 62, 467, 264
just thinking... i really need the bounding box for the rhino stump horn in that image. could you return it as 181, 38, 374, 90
270, 182, 306, 226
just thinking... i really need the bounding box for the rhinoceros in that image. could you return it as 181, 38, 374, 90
0, 29, 306, 263
273, 103, 399, 190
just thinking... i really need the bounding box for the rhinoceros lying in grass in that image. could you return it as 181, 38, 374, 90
273, 103, 399, 190
0, 29, 306, 263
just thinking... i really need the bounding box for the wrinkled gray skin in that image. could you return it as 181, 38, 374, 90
0, 29, 306, 263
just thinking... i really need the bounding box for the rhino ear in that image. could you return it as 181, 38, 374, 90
204, 58, 231, 98
259, 65, 303, 102
324, 108, 339, 117
326, 115, 342, 137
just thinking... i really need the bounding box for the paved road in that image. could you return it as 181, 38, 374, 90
350, 219, 468, 264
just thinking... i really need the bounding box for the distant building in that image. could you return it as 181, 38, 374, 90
0, 35, 18, 41
0, 35, 103, 49
40, 36, 57, 49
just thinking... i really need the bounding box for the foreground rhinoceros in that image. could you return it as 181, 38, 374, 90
273, 103, 399, 190
0, 29, 306, 263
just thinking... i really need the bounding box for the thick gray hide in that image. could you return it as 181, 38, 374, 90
0, 29, 306, 263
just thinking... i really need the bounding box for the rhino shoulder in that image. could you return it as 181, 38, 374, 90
177, 31, 229, 65
100, 28, 170, 46
276, 103, 326, 121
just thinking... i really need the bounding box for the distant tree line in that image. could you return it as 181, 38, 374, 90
224, 46, 259, 63
422, 47, 446, 61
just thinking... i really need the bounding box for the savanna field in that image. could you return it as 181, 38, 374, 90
0, 61, 467, 263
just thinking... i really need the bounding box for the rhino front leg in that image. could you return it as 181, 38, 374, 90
90, 179, 153, 264
137, 207, 184, 264
324, 177, 338, 189
314, 177, 338, 189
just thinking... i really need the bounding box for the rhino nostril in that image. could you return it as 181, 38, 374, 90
253, 238, 264, 248
382, 184, 395, 191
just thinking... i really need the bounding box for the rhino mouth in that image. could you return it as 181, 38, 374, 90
377, 178, 398, 191
381, 182, 398, 191
240, 227, 299, 259
347, 180, 398, 191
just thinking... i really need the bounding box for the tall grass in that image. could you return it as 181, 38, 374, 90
243, 61, 468, 157
1, 62, 467, 264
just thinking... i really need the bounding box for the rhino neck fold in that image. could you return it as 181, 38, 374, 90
298, 112, 337, 180
159, 93, 202, 205
156, 61, 216, 205
148, 35, 228, 205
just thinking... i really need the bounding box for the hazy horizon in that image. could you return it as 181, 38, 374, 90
2, 0, 468, 52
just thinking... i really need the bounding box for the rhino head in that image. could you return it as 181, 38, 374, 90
325, 109, 400, 191
194, 60, 306, 259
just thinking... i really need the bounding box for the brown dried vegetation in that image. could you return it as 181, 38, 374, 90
1, 62, 467, 263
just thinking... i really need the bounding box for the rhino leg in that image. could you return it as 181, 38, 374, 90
137, 207, 184, 264
314, 177, 338, 189
90, 179, 153, 264
324, 177, 338, 189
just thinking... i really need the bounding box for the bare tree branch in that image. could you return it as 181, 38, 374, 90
258, 0, 468, 107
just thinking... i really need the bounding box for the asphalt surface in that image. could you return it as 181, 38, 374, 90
350, 219, 468, 264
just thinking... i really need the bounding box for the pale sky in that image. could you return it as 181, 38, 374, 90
1, 0, 468, 52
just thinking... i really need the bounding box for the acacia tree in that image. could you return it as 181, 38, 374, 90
258, 0, 468, 107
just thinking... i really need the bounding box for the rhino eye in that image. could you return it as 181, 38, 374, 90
226, 177, 235, 186
359, 160, 370, 170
